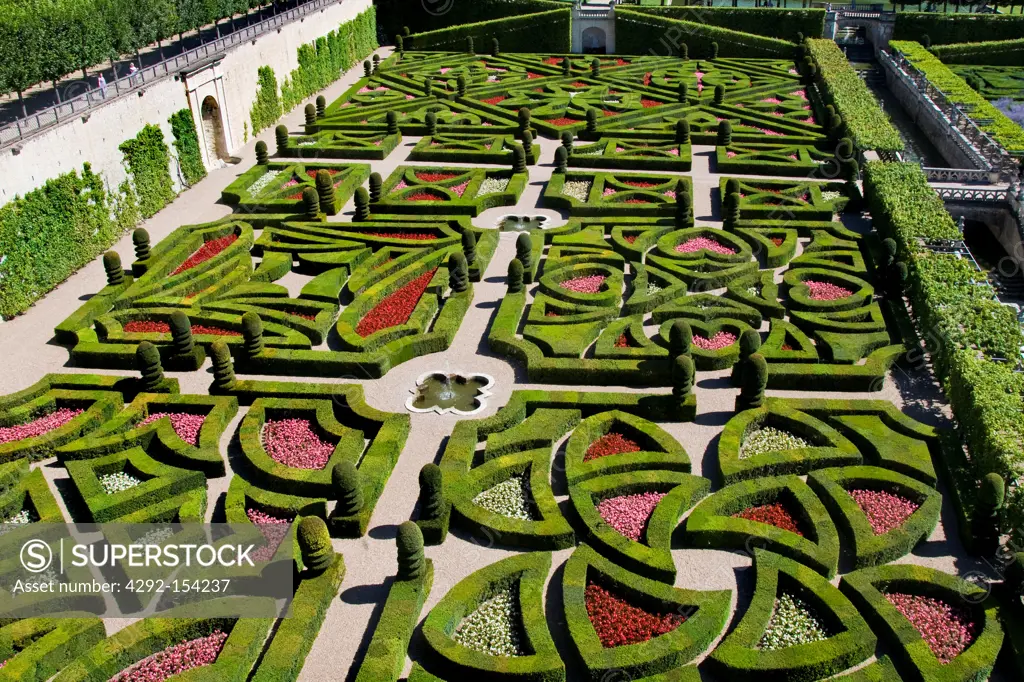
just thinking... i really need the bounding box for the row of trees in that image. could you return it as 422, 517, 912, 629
0, 0, 310, 116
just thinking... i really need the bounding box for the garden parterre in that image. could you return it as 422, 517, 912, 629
0, 42, 1017, 682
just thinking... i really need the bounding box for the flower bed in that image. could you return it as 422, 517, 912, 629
585, 581, 685, 648
407, 191, 447, 202
367, 232, 437, 241
99, 472, 142, 494
473, 475, 534, 520
614, 334, 630, 348
740, 427, 809, 459
848, 489, 919, 535
172, 234, 239, 275
2, 509, 36, 525
597, 491, 667, 541
545, 117, 579, 126
139, 412, 206, 446
415, 171, 462, 182
246, 507, 293, 563
692, 331, 737, 351
584, 433, 641, 462
759, 593, 830, 650
732, 502, 804, 536
248, 170, 281, 196
110, 630, 228, 682
675, 237, 736, 255
883, 592, 975, 663
478, 177, 510, 196
355, 269, 437, 338
0, 407, 83, 444
481, 95, 507, 105
805, 281, 853, 301
260, 418, 336, 470
452, 586, 525, 656
561, 275, 607, 294
122, 321, 241, 336
562, 180, 593, 202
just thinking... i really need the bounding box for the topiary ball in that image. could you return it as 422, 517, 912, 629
396, 520, 426, 580
419, 463, 444, 520
133, 228, 151, 261
297, 516, 334, 575
980, 473, 1006, 510
739, 329, 761, 359
669, 320, 693, 356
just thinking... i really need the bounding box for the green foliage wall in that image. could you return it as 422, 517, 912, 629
615, 7, 793, 58
375, 0, 563, 42
169, 109, 207, 188
118, 124, 175, 219
930, 38, 1024, 67
893, 12, 1024, 46
250, 66, 283, 136
280, 7, 379, 112
629, 6, 825, 41
0, 165, 120, 319
409, 9, 571, 53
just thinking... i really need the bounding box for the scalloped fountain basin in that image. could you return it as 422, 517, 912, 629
407, 372, 495, 416
498, 215, 549, 232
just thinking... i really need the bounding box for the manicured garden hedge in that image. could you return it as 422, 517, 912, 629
806, 39, 903, 153
409, 9, 572, 53
616, 8, 794, 58
0, 618, 105, 682
353, 562, 433, 682
376, 0, 564, 39
628, 6, 825, 41
930, 38, 1024, 67
890, 41, 1024, 153
892, 12, 1024, 46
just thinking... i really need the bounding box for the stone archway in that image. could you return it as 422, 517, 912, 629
200, 96, 229, 163
581, 27, 607, 55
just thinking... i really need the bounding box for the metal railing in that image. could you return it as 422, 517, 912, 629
0, 0, 340, 149
934, 186, 1011, 203
924, 167, 1000, 184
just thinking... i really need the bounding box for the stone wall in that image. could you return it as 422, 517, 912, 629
0, 0, 372, 205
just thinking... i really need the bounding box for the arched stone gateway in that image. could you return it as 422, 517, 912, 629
201, 96, 229, 164
581, 27, 607, 55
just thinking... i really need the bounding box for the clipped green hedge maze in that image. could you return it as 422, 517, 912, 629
2, 43, 1012, 682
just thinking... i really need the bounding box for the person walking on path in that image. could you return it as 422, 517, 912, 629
128, 63, 138, 86
97, 74, 107, 99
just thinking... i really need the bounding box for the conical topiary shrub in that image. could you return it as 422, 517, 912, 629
210, 340, 235, 391
297, 516, 334, 575
169, 311, 194, 358
397, 521, 426, 580
448, 252, 469, 293
133, 228, 151, 261
333, 460, 363, 516
136, 341, 163, 392
516, 233, 533, 277
418, 463, 444, 520
669, 320, 693, 356
302, 187, 320, 219
673, 354, 694, 400
354, 187, 370, 222
241, 312, 264, 358
103, 251, 124, 286
508, 258, 524, 293
461, 229, 477, 265
316, 170, 336, 216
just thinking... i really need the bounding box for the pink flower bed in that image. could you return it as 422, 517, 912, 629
675, 237, 736, 255
761, 97, 782, 104
561, 275, 607, 293
848, 489, 919, 535
884, 592, 976, 663
139, 412, 206, 446
261, 418, 336, 469
805, 280, 853, 301
247, 508, 293, 562
110, 630, 228, 682
451, 181, 471, 197
693, 331, 737, 351
0, 408, 84, 444
603, 188, 617, 197
597, 491, 667, 541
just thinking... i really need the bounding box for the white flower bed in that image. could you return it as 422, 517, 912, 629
478, 178, 510, 196
3, 509, 34, 525
100, 472, 143, 494
821, 190, 842, 202
740, 426, 810, 459
759, 593, 829, 650
473, 475, 533, 520
747, 286, 761, 297
453, 587, 525, 656
562, 180, 592, 202
647, 283, 662, 296
247, 170, 282, 197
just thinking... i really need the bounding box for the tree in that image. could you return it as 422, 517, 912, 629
0, 6, 43, 116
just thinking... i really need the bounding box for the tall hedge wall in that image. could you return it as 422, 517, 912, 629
615, 8, 794, 58
410, 9, 572, 53
629, 5, 825, 41
376, 0, 564, 41
893, 12, 1024, 46
930, 38, 1024, 67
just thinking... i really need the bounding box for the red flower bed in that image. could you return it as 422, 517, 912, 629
406, 191, 447, 202
641, 99, 662, 108
584, 432, 641, 462
805, 281, 853, 301
642, 72, 652, 86
545, 311, 560, 317
545, 117, 579, 126
781, 343, 794, 351
572, 81, 589, 88
283, 309, 318, 320
733, 502, 804, 536
544, 57, 562, 65
261, 417, 336, 469
527, 72, 543, 79
481, 95, 507, 105
123, 320, 240, 337
598, 491, 667, 541
355, 269, 436, 337
693, 331, 737, 351
111, 631, 228, 682
848, 488, 919, 535
171, 234, 238, 275
415, 171, 461, 182
621, 198, 649, 204
615, 58, 630, 66
615, 334, 630, 348
585, 582, 685, 648
367, 232, 438, 241
139, 412, 207, 446
623, 235, 638, 244
884, 592, 976, 663
623, 180, 660, 188
0, 408, 84, 444
770, 237, 784, 247
602, 110, 617, 117
305, 169, 339, 179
